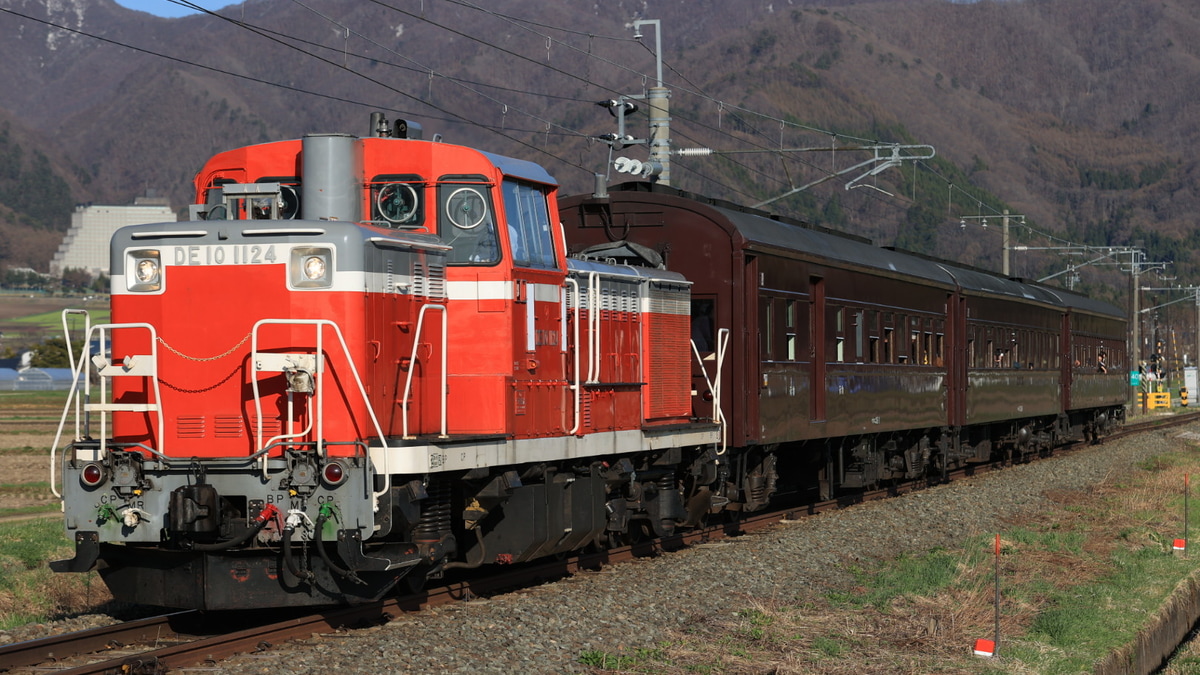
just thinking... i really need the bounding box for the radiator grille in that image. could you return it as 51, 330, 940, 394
647, 314, 691, 418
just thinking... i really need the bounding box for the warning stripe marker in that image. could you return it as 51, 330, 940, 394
1173, 538, 1187, 552
973, 638, 996, 658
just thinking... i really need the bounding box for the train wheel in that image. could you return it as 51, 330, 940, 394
401, 568, 428, 595
602, 530, 627, 550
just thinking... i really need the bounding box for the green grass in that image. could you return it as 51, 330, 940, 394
811, 634, 847, 658
8, 309, 110, 328
0, 517, 103, 630
0, 444, 53, 454
0, 391, 70, 406
579, 645, 672, 670
0, 504, 60, 518
829, 548, 966, 610
1007, 525, 1086, 554
0, 482, 52, 493
1004, 545, 1191, 673
825, 445, 1200, 673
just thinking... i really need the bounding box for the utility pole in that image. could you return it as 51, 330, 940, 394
1015, 245, 1167, 402
1127, 250, 1169, 377
1140, 285, 1200, 370
1002, 210, 1011, 277
599, 20, 671, 185
634, 19, 671, 187
959, 212, 1024, 277
1132, 264, 1140, 371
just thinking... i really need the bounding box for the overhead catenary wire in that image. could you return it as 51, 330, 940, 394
166, 0, 596, 176
0, 1, 947, 233
382, 0, 867, 197
11, 0, 1064, 254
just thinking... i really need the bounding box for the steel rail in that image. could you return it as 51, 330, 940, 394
7, 412, 1196, 673
0, 612, 190, 671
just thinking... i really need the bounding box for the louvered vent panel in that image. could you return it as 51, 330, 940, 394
255, 419, 282, 439
214, 415, 245, 438
412, 260, 447, 299
176, 416, 206, 439
427, 259, 446, 298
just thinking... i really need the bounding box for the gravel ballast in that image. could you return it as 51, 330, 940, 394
216, 423, 1192, 674
6, 422, 1192, 672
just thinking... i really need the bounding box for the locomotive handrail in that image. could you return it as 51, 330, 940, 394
60, 309, 91, 451
690, 327, 731, 455
250, 320, 389, 482
564, 278, 582, 435
51, 322, 165, 499
400, 303, 448, 440
586, 272, 601, 383
715, 327, 730, 451
561, 277, 580, 429
51, 308, 89, 499
261, 392, 317, 466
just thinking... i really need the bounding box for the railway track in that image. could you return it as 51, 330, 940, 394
4, 411, 1195, 674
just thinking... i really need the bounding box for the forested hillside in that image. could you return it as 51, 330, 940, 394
0, 0, 1196, 304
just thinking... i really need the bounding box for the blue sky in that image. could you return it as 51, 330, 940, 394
114, 1, 230, 18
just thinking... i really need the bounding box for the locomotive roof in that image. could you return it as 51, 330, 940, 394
599, 183, 1124, 321
478, 150, 557, 186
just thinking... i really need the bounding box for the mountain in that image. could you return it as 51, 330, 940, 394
0, 0, 1196, 302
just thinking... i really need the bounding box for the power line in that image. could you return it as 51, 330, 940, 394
166, 0, 596, 176
0, 6, 409, 115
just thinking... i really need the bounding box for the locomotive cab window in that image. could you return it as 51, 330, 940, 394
502, 179, 558, 269
372, 174, 425, 228
256, 177, 300, 220
438, 177, 499, 266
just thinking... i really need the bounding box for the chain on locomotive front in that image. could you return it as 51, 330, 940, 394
50, 117, 722, 609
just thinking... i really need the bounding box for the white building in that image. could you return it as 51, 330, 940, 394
51, 198, 176, 277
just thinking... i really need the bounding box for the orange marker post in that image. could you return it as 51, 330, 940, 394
975, 534, 1002, 658
993, 533, 1001, 656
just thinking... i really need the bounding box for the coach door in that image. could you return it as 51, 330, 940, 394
690, 295, 719, 424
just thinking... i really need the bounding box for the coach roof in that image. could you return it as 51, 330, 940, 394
602, 183, 1122, 319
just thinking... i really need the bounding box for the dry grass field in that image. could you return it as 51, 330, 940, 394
0, 392, 120, 627
0, 393, 65, 516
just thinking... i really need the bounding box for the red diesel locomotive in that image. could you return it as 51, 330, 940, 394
51, 116, 1126, 609
51, 117, 715, 609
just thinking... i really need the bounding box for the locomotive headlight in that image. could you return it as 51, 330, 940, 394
290, 247, 333, 289
126, 250, 162, 292
303, 255, 326, 280
136, 259, 159, 283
